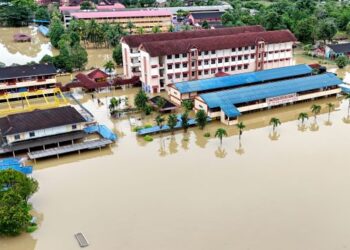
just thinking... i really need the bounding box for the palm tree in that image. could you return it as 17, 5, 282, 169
235, 121, 245, 142
167, 114, 178, 134
345, 93, 350, 116
155, 115, 165, 130
126, 20, 135, 34
215, 128, 228, 145
298, 112, 308, 124
103, 60, 114, 73
269, 117, 281, 132
137, 27, 144, 34
181, 112, 189, 133
311, 104, 322, 122
152, 25, 161, 33
326, 103, 335, 120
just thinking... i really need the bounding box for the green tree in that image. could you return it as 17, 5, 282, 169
182, 100, 194, 112
269, 117, 281, 132
34, 6, 50, 21
156, 97, 166, 113
195, 109, 208, 130
181, 112, 189, 133
112, 44, 123, 65
49, 16, 65, 48
236, 121, 245, 141
40, 55, 54, 64
104, 60, 115, 73
70, 43, 88, 70
0, 169, 39, 236
134, 90, 148, 115
298, 112, 309, 124
317, 18, 337, 43
335, 55, 348, 69
155, 115, 165, 130
168, 25, 175, 32
201, 20, 209, 29
327, 103, 335, 119
152, 25, 161, 33
126, 20, 135, 34
167, 114, 178, 134
137, 27, 145, 34
80, 1, 94, 10
293, 17, 316, 44
215, 128, 228, 145
261, 10, 286, 30
311, 104, 322, 121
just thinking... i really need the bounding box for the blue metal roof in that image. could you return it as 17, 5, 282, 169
175, 64, 313, 94
200, 73, 342, 118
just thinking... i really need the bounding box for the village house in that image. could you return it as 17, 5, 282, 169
325, 43, 350, 59
0, 106, 87, 149
0, 63, 57, 96
187, 11, 224, 27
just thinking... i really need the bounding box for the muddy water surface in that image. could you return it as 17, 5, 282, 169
0, 27, 113, 68
1, 87, 350, 250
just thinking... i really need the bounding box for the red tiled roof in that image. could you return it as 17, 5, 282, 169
71, 9, 171, 19
72, 73, 110, 90
121, 25, 265, 48
114, 76, 140, 86
87, 69, 109, 79
140, 30, 297, 57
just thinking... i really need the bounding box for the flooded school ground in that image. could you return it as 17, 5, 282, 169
1, 87, 350, 250
1, 29, 350, 250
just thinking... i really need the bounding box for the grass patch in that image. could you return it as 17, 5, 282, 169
144, 135, 153, 142
26, 225, 38, 233
132, 124, 153, 132
204, 132, 211, 138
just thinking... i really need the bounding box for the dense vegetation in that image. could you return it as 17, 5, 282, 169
0, 0, 51, 26
222, 0, 350, 44
0, 170, 39, 236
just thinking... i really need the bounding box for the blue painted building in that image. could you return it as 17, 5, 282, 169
194, 73, 342, 125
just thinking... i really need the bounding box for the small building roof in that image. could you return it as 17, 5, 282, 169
87, 69, 109, 79
199, 73, 342, 118
13, 33, 31, 41
327, 43, 350, 54
70, 73, 109, 90
71, 9, 172, 19
140, 30, 297, 57
0, 63, 56, 81
175, 64, 312, 94
121, 25, 265, 47
190, 11, 224, 20
0, 106, 86, 136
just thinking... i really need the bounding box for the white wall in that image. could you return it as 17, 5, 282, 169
7, 122, 85, 144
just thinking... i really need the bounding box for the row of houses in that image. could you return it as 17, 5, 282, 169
121, 25, 297, 93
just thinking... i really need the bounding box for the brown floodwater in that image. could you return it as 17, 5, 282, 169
0, 27, 113, 69
2, 32, 350, 249
1, 87, 350, 250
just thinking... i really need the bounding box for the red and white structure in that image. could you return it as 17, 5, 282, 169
133, 29, 297, 93
121, 25, 266, 80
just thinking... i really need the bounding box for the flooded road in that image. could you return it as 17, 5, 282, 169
0, 27, 113, 69
1, 87, 350, 250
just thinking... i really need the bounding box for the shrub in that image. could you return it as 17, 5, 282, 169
144, 135, 153, 142
144, 124, 152, 128
204, 132, 211, 137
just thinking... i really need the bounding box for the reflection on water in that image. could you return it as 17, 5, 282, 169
3, 88, 350, 250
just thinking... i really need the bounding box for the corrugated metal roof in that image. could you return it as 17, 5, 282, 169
200, 73, 342, 117
175, 64, 313, 94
